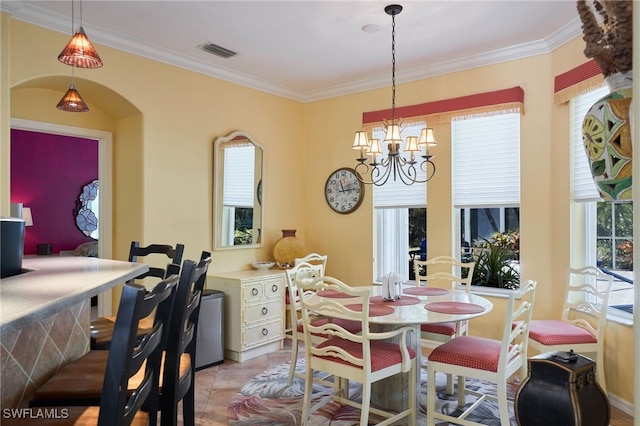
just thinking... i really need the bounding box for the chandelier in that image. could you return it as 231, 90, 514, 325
352, 4, 436, 186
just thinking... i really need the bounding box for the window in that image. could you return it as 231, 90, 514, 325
571, 87, 634, 316
453, 113, 521, 255
460, 207, 520, 248
222, 144, 255, 245
597, 202, 634, 270
373, 124, 426, 281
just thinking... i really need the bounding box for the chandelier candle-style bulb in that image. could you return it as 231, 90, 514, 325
352, 131, 370, 160
368, 139, 382, 164
419, 128, 437, 156
404, 136, 420, 163
384, 123, 403, 144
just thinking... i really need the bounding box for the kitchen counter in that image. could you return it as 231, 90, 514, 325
0, 256, 147, 335
0, 256, 147, 408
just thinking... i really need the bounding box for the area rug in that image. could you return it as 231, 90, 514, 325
228, 358, 518, 425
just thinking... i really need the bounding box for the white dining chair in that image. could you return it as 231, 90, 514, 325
284, 261, 324, 385
414, 255, 475, 393
299, 275, 417, 426
427, 279, 537, 426
524, 266, 613, 393
284, 261, 361, 386
286, 253, 328, 340
294, 253, 328, 274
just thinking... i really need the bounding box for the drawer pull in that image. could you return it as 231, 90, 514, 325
262, 328, 269, 336
252, 287, 259, 296
262, 307, 268, 315
272, 284, 278, 293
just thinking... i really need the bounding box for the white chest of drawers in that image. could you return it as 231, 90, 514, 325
209, 269, 286, 362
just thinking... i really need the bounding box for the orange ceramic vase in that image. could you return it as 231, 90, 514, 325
273, 229, 305, 268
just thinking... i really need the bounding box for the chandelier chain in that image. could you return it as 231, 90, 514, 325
391, 12, 396, 122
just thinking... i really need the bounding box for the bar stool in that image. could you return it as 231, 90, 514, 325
90, 241, 185, 349
7, 277, 178, 425
29, 252, 212, 426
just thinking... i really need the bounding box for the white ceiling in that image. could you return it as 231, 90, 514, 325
2, 1, 583, 102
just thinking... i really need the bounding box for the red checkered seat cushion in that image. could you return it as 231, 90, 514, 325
428, 335, 511, 372
315, 337, 416, 372
527, 319, 597, 345
297, 318, 362, 336
421, 321, 458, 336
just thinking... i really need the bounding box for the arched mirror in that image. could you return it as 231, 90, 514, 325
75, 179, 99, 239
214, 131, 264, 250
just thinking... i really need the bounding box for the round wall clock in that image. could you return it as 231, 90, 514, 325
324, 167, 365, 214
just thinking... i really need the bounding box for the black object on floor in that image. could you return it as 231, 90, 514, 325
515, 350, 610, 426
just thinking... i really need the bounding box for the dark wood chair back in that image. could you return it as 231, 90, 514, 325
99, 275, 178, 425
90, 261, 182, 350
155, 251, 211, 426
127, 241, 185, 282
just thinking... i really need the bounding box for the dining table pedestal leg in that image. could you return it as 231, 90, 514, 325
369, 324, 421, 418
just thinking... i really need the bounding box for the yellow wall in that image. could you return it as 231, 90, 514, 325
1, 14, 633, 406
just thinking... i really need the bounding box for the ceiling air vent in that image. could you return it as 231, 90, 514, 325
199, 42, 237, 59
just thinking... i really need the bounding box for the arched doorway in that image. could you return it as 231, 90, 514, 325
9, 76, 141, 317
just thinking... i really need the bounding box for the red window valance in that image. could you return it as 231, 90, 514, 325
361, 86, 524, 131
553, 59, 604, 104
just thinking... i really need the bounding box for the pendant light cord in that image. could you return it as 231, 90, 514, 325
71, 0, 75, 33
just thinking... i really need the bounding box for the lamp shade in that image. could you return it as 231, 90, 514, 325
22, 207, 33, 227
384, 123, 402, 143
403, 136, 420, 153
420, 128, 438, 146
368, 139, 383, 155
57, 83, 89, 112
58, 26, 103, 68
352, 131, 370, 149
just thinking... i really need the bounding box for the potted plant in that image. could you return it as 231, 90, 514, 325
470, 233, 520, 289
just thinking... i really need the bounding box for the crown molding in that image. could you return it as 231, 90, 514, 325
2, 3, 584, 103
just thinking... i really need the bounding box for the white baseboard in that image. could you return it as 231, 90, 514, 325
607, 392, 634, 417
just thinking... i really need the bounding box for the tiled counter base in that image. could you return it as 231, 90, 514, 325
1, 300, 89, 408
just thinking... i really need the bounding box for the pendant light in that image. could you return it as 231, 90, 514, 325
57, 68, 89, 112
58, 0, 103, 68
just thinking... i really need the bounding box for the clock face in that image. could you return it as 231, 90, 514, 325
324, 167, 364, 214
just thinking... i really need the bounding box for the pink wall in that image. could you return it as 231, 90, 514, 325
11, 129, 98, 255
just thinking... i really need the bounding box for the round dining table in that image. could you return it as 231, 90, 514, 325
308, 283, 494, 414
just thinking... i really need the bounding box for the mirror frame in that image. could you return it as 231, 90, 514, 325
213, 130, 265, 250
75, 179, 99, 240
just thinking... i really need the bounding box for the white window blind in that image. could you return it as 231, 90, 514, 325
223, 145, 255, 207
571, 85, 607, 202
453, 113, 520, 208
373, 123, 427, 208
374, 208, 409, 281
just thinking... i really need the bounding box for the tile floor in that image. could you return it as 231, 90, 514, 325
192, 345, 292, 425
191, 341, 634, 426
